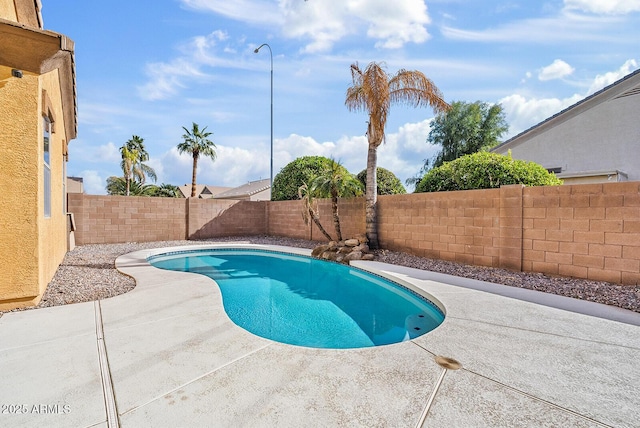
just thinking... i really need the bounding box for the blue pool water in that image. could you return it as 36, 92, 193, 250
149, 249, 444, 349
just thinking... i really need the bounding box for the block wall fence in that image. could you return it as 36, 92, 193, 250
67, 181, 640, 286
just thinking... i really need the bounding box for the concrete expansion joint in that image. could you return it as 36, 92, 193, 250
94, 301, 120, 428
120, 342, 273, 417
461, 366, 612, 427
415, 355, 462, 428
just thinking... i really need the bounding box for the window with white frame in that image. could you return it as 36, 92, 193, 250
43, 116, 51, 218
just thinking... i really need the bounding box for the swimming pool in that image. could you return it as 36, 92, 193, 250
149, 248, 445, 349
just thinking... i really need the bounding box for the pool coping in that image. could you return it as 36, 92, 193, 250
0, 243, 638, 427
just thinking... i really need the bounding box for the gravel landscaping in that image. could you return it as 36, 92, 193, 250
1, 235, 638, 316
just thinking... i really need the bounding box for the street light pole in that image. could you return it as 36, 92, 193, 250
254, 43, 273, 197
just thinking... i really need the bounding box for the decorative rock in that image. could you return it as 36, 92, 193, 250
344, 251, 363, 262
338, 246, 352, 254
311, 236, 374, 264
311, 244, 329, 257
354, 244, 369, 253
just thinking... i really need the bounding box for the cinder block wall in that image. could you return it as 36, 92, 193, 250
67, 181, 640, 285
188, 199, 267, 239
377, 190, 502, 268
68, 194, 187, 244
521, 182, 640, 284
267, 200, 310, 240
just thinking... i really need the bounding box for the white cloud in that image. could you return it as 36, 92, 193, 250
137, 58, 204, 101
79, 170, 107, 195
499, 93, 583, 137
180, 0, 283, 25
441, 11, 621, 44
97, 142, 121, 163
499, 60, 638, 137
564, 0, 640, 14
587, 59, 638, 94
182, 0, 432, 53
351, 0, 431, 49
538, 59, 575, 81
282, 0, 431, 52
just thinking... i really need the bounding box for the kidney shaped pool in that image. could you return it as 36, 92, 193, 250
148, 249, 445, 349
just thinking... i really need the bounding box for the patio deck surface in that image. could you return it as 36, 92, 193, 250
1, 244, 638, 428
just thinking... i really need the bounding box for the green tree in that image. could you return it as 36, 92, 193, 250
271, 156, 334, 201
357, 167, 406, 195
429, 100, 508, 168
415, 151, 562, 193
120, 135, 157, 196
177, 122, 217, 198
298, 182, 334, 241
106, 176, 157, 196
310, 158, 363, 242
345, 61, 449, 248
148, 183, 181, 197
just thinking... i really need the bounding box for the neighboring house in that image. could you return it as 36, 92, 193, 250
67, 176, 84, 193
213, 179, 271, 201
492, 69, 640, 184
177, 184, 232, 199
0, 1, 77, 310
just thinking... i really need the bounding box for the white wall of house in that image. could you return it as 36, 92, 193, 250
493, 71, 640, 183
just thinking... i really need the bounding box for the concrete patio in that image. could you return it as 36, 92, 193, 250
1, 244, 638, 427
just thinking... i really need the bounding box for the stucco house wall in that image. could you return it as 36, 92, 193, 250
0, 1, 77, 310
493, 69, 640, 184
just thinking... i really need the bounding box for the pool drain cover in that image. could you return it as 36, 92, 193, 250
435, 356, 461, 370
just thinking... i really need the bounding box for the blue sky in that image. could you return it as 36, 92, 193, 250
44, 0, 639, 194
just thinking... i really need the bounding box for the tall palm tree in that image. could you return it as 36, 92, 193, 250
298, 182, 334, 241
310, 158, 363, 242
177, 122, 217, 197
120, 135, 157, 196
345, 62, 449, 248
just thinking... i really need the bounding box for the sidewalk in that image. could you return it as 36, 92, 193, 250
1, 244, 638, 427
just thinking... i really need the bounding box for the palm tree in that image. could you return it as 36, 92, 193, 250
120, 135, 157, 196
151, 183, 181, 198
298, 182, 334, 241
310, 158, 363, 242
106, 176, 157, 196
177, 122, 217, 197
345, 62, 449, 248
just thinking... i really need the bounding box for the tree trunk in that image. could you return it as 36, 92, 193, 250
126, 176, 130, 196
365, 144, 379, 249
310, 209, 334, 241
190, 155, 198, 197
331, 190, 342, 241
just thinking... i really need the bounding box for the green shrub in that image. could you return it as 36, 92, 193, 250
272, 156, 339, 201
357, 167, 406, 195
415, 151, 562, 193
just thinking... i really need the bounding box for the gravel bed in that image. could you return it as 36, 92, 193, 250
1, 236, 638, 317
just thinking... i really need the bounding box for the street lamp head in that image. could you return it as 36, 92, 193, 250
253, 48, 259, 53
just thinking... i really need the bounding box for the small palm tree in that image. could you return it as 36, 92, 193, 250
106, 176, 157, 196
120, 135, 157, 196
177, 122, 217, 197
346, 62, 449, 248
298, 182, 334, 241
311, 158, 363, 242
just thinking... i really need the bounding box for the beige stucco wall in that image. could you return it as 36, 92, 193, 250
37, 70, 69, 304
0, 67, 69, 309
0, 67, 40, 308
0, 0, 18, 21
